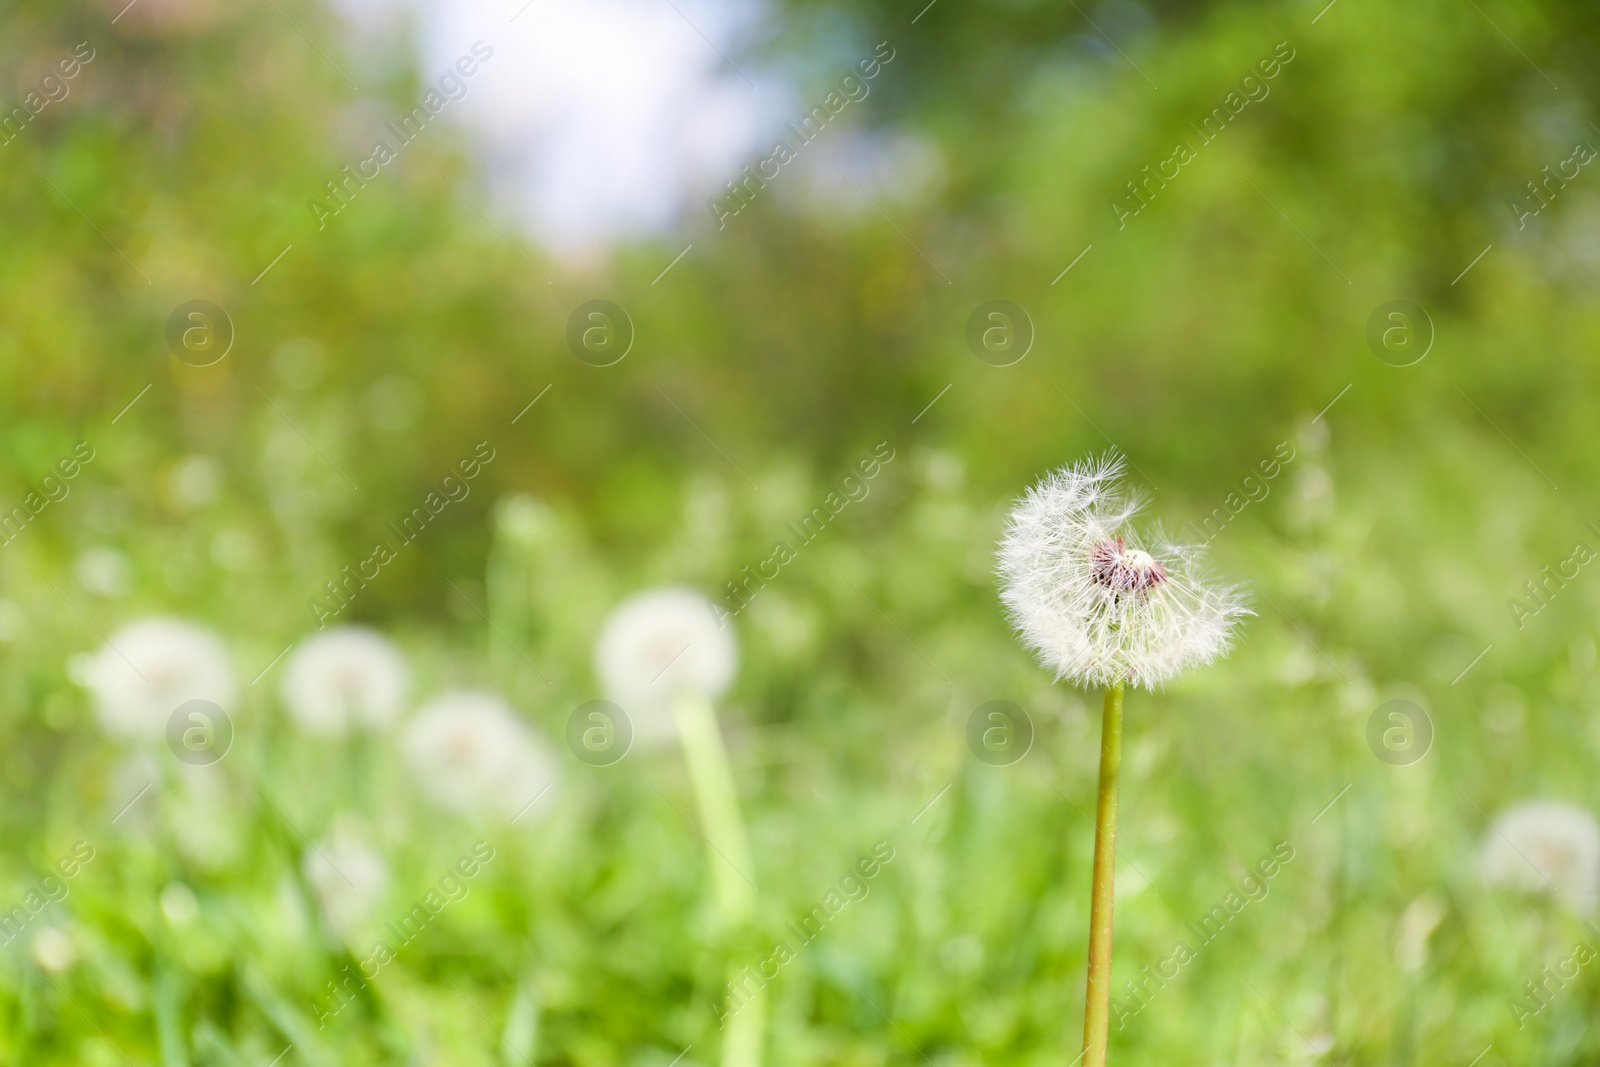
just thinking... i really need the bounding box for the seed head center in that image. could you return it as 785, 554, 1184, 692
1090, 537, 1167, 593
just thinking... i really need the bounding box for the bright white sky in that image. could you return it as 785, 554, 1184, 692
338, 0, 780, 254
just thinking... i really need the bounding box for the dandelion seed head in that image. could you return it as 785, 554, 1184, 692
79, 617, 237, 738
402, 691, 558, 821
996, 451, 1249, 690
595, 588, 736, 742
1481, 800, 1600, 912
281, 627, 408, 735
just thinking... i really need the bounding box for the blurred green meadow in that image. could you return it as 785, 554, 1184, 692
4, 0, 1600, 1063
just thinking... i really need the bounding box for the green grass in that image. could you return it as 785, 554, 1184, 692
3, 0, 1600, 1061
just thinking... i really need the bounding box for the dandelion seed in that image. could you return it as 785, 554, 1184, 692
79, 618, 237, 739
281, 627, 408, 735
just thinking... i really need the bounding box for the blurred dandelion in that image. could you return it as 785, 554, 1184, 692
1481, 800, 1600, 912
402, 691, 558, 821
596, 588, 760, 1067
595, 587, 736, 744
996, 451, 1247, 1067
304, 816, 390, 937
281, 627, 408, 735
78, 618, 236, 739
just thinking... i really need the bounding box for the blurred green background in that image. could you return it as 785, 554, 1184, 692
3, 0, 1600, 1062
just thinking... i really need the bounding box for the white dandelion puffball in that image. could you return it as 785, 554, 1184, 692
595, 588, 737, 742
402, 691, 558, 821
281, 627, 408, 734
80, 617, 237, 738
997, 452, 1249, 691
1481, 800, 1600, 911
303, 817, 390, 936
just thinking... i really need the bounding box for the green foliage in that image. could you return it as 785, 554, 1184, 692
2, 0, 1599, 1062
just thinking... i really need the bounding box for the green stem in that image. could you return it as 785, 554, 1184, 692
721, 988, 766, 1067
673, 693, 763, 1067
1082, 683, 1124, 1067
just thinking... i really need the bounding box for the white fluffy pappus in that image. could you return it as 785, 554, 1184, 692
402, 691, 558, 821
997, 452, 1249, 691
78, 617, 237, 738
1481, 800, 1600, 912
281, 627, 408, 735
594, 588, 737, 743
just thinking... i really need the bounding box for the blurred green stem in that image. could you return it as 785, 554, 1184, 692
673, 693, 763, 1067
1082, 683, 1123, 1067
154, 963, 190, 1067
501, 964, 541, 1066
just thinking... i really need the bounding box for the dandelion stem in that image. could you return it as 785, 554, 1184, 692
673, 693, 764, 1067
1082, 682, 1124, 1067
